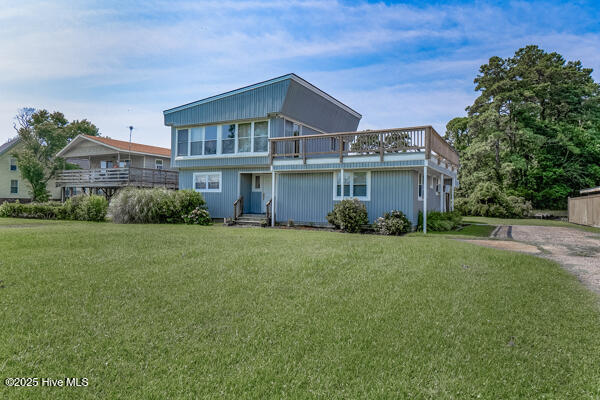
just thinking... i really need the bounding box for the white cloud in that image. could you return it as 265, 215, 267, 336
0, 0, 599, 146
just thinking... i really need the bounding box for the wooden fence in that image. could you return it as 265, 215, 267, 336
568, 194, 600, 227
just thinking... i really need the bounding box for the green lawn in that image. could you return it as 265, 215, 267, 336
1, 219, 600, 399
463, 216, 600, 233
407, 224, 496, 238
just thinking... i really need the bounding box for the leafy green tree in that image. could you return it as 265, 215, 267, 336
450, 45, 600, 210
12, 108, 99, 201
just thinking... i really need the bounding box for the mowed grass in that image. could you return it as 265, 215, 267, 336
1, 219, 600, 399
407, 224, 496, 238
464, 216, 600, 233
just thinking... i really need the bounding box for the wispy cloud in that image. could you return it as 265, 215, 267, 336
0, 0, 599, 145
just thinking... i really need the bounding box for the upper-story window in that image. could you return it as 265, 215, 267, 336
254, 121, 268, 152
10, 157, 17, 171
177, 120, 269, 158
222, 124, 235, 154
238, 123, 251, 153
177, 129, 189, 156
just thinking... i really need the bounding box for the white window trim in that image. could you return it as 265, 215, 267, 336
176, 119, 269, 160
193, 171, 222, 193
155, 159, 163, 169
252, 174, 262, 192
10, 179, 18, 194
434, 177, 439, 196
418, 172, 423, 201
332, 171, 371, 201
9, 157, 17, 171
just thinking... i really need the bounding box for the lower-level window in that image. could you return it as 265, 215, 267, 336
155, 159, 163, 170
10, 180, 18, 194
418, 173, 423, 201
193, 172, 222, 192
333, 171, 370, 200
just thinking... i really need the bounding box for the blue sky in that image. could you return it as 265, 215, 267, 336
1, 0, 599, 146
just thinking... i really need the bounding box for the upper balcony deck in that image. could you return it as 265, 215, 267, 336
55, 167, 178, 190
268, 126, 459, 172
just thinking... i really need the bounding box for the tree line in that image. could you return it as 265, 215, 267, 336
447, 45, 600, 215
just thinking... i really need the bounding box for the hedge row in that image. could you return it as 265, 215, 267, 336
0, 195, 108, 222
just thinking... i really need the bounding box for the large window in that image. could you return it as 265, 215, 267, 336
177, 129, 189, 156
155, 159, 163, 170
10, 180, 18, 194
333, 171, 370, 200
238, 123, 251, 153
177, 120, 269, 158
193, 172, 221, 192
190, 127, 203, 156
204, 126, 217, 155
222, 124, 235, 154
10, 158, 17, 171
254, 121, 268, 152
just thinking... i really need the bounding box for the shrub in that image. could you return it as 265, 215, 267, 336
75, 195, 108, 222
456, 182, 532, 218
63, 195, 108, 221
109, 188, 209, 224
374, 210, 412, 235
183, 207, 212, 225
417, 210, 463, 232
327, 198, 368, 233
0, 200, 65, 219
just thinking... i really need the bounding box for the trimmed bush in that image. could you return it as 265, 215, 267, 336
327, 198, 368, 233
109, 188, 209, 224
75, 195, 108, 222
456, 182, 532, 218
374, 210, 412, 235
417, 210, 463, 232
0, 201, 65, 220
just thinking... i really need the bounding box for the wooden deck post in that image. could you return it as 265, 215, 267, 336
451, 176, 455, 211
423, 164, 428, 234
338, 136, 343, 163
379, 133, 384, 162
340, 169, 344, 200
440, 172, 444, 212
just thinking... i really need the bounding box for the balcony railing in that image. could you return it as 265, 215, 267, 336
55, 167, 178, 189
269, 126, 459, 169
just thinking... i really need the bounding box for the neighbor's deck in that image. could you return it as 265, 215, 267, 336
55, 167, 178, 190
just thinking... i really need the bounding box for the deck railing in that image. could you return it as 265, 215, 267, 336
55, 167, 178, 189
269, 126, 459, 168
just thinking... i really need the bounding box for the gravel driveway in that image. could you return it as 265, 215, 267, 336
484, 225, 600, 294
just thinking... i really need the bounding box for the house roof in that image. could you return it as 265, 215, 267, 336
0, 137, 20, 156
163, 73, 362, 118
56, 135, 171, 158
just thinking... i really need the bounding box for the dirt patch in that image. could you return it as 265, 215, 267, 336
460, 239, 540, 254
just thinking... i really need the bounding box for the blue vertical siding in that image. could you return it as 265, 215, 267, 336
276, 173, 334, 224
275, 170, 416, 225
365, 170, 415, 224
164, 79, 290, 127
179, 167, 269, 218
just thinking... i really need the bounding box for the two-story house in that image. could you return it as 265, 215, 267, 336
0, 137, 62, 202
164, 74, 458, 230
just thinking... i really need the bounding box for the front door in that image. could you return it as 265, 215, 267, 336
260, 174, 272, 213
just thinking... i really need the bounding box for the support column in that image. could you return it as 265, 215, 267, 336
423, 164, 428, 234
451, 177, 455, 211
271, 170, 276, 227
340, 168, 344, 200
440, 172, 445, 212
